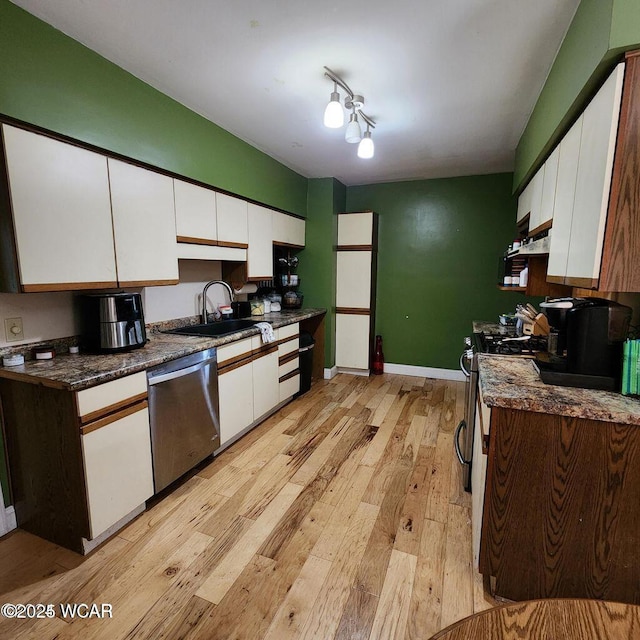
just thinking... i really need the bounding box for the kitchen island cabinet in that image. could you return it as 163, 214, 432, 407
476, 355, 640, 605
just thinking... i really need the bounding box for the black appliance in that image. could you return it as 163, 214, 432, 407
536, 298, 631, 391
80, 292, 147, 353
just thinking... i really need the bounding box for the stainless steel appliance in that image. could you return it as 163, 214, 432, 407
536, 298, 631, 390
456, 329, 548, 492
80, 292, 147, 353
147, 348, 220, 493
455, 337, 477, 492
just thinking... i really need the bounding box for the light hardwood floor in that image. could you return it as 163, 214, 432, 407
0, 373, 495, 640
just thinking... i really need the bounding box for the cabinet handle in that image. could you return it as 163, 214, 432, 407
454, 420, 471, 465
81, 400, 148, 435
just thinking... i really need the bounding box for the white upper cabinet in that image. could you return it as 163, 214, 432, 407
337, 211, 374, 245
216, 193, 248, 247
565, 63, 624, 284
538, 145, 559, 230
108, 159, 179, 286
547, 116, 583, 280
2, 125, 117, 291
516, 181, 532, 223
247, 203, 273, 279
516, 165, 544, 230
272, 211, 305, 247
174, 179, 217, 244
336, 252, 372, 308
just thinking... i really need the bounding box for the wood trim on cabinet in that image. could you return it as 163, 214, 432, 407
279, 351, 299, 367
546, 275, 566, 285
217, 344, 279, 375
336, 307, 371, 315
476, 395, 489, 455
78, 392, 148, 425
217, 240, 249, 249
279, 368, 300, 383
336, 244, 374, 251
80, 400, 148, 435
528, 219, 553, 237
563, 276, 599, 289
276, 333, 299, 348
176, 236, 218, 246
247, 276, 273, 282
273, 241, 304, 249
118, 279, 179, 287
599, 53, 640, 292
22, 281, 119, 293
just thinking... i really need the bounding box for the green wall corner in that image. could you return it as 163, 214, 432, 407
0, 0, 307, 214
298, 178, 345, 368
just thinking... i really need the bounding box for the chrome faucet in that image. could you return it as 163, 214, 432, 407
201, 280, 234, 324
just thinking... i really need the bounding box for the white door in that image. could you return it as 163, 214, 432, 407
539, 146, 559, 229
272, 211, 305, 246
218, 363, 254, 445
336, 252, 373, 309
3, 125, 117, 291
253, 350, 280, 419
547, 116, 583, 280
335, 313, 371, 370
216, 193, 248, 247
174, 179, 217, 243
565, 63, 624, 284
247, 203, 273, 279
82, 406, 153, 539
108, 159, 179, 286
337, 211, 374, 245
527, 165, 545, 232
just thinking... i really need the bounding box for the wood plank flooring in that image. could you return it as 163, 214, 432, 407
0, 372, 496, 640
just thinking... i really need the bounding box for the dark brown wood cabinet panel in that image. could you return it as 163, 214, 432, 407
0, 380, 89, 552
481, 407, 640, 604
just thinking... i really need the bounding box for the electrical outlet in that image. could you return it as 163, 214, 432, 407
4, 317, 24, 342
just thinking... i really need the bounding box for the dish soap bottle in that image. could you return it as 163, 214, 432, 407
372, 335, 384, 375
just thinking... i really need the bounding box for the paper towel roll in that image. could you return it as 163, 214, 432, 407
233, 283, 258, 295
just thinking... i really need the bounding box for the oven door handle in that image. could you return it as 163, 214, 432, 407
459, 353, 471, 378
454, 420, 471, 465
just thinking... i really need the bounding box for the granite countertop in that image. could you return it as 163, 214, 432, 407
472, 321, 515, 335
0, 308, 325, 392
478, 354, 640, 426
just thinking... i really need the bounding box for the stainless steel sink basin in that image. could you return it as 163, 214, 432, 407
164, 319, 260, 338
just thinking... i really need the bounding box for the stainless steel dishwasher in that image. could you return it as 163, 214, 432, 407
147, 348, 220, 493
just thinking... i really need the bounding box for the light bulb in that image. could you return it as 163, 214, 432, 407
323, 91, 344, 128
345, 112, 362, 143
357, 130, 374, 159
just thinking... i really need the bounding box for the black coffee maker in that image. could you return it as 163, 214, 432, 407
536, 298, 631, 391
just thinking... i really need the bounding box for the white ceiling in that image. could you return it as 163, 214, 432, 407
11, 0, 581, 186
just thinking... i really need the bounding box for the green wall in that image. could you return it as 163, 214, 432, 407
346, 174, 533, 371
298, 179, 345, 367
0, 0, 307, 214
515, 0, 640, 191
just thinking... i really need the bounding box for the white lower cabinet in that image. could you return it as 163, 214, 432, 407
335, 313, 371, 371
81, 404, 154, 540
253, 348, 279, 420
471, 394, 490, 570
218, 360, 254, 446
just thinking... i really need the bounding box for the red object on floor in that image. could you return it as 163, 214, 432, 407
372, 335, 384, 375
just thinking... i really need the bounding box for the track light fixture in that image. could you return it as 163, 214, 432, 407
323, 66, 376, 159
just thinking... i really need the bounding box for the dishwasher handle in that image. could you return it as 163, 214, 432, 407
147, 349, 217, 386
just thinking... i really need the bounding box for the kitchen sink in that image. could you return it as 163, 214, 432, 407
164, 319, 261, 338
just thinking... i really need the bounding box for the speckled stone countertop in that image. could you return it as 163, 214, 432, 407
472, 321, 515, 335
0, 309, 325, 392
478, 354, 640, 426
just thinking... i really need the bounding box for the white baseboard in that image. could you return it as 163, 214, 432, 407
323, 366, 338, 379
336, 367, 370, 377
384, 363, 465, 381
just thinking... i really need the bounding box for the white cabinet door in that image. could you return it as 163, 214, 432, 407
516, 181, 532, 224
336, 313, 371, 370
566, 63, 624, 284
216, 193, 248, 247
2, 125, 117, 291
337, 211, 374, 245
272, 212, 305, 247
108, 159, 179, 286
527, 165, 545, 232
547, 116, 583, 280
538, 146, 559, 229
253, 350, 280, 420
471, 399, 489, 570
174, 179, 217, 243
247, 203, 273, 279
218, 362, 254, 446
82, 406, 153, 539
336, 252, 373, 309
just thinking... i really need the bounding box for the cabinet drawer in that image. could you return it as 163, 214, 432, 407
76, 372, 147, 421
279, 353, 299, 377
278, 323, 299, 341
217, 336, 253, 365
279, 373, 300, 402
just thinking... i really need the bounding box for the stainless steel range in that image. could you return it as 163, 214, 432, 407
455, 329, 547, 492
